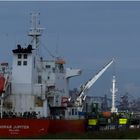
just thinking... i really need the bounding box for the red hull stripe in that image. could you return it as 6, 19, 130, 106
0, 118, 50, 138
0, 119, 86, 138
48, 119, 86, 134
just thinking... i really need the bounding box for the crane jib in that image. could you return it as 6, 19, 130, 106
76, 59, 114, 106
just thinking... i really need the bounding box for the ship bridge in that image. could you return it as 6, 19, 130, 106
66, 68, 82, 78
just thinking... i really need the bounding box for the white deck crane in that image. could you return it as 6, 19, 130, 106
75, 59, 114, 111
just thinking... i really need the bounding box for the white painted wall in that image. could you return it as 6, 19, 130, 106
11, 94, 34, 113
12, 53, 33, 84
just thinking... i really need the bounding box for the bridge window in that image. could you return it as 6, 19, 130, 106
18, 54, 22, 59
75, 109, 77, 115
23, 61, 27, 66
46, 65, 51, 68
38, 75, 42, 84
72, 109, 74, 115
17, 61, 21, 66
23, 54, 28, 59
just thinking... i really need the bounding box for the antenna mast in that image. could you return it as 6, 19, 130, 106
28, 13, 44, 49
111, 75, 118, 113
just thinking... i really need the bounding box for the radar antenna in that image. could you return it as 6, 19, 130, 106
28, 13, 44, 49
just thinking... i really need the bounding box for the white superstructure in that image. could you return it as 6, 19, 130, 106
1, 13, 82, 118
0, 13, 115, 119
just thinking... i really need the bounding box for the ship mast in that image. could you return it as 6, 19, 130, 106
28, 13, 44, 49
111, 75, 118, 113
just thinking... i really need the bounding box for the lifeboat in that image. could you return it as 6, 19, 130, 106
0, 75, 5, 93
55, 59, 65, 64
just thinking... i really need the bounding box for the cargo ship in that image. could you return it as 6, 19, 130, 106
0, 13, 114, 138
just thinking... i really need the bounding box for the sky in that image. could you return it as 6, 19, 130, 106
0, 1, 140, 99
